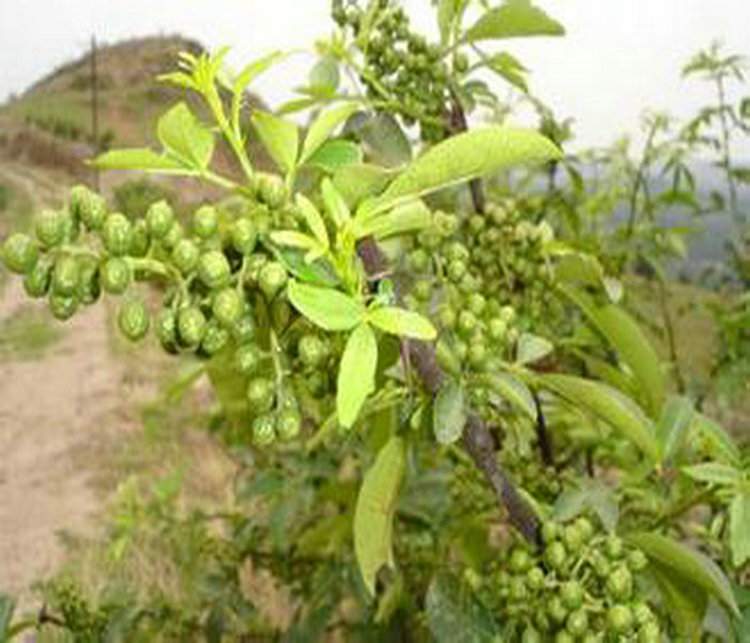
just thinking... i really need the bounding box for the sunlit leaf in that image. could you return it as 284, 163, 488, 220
656, 396, 695, 462
367, 307, 437, 340
434, 380, 466, 445
355, 199, 432, 240
515, 332, 553, 365
157, 102, 214, 170
465, 0, 565, 42
321, 178, 351, 228
730, 491, 750, 567
354, 436, 406, 595
682, 463, 742, 486
91, 148, 189, 173
251, 110, 299, 173
334, 164, 394, 207
300, 102, 360, 164
305, 140, 363, 172
296, 194, 329, 248
337, 323, 378, 428
287, 280, 363, 331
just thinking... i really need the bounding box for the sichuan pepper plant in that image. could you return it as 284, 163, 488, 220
2, 1, 749, 640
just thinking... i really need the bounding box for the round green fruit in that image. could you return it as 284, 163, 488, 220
277, 408, 302, 441
566, 609, 589, 636
606, 566, 633, 601
129, 220, 150, 257
235, 343, 263, 375
161, 221, 184, 251
177, 306, 207, 348
192, 205, 219, 239
172, 239, 200, 275
627, 549, 648, 572
252, 414, 276, 447
509, 547, 532, 573
298, 334, 327, 369
200, 320, 230, 356
75, 256, 101, 305
256, 173, 287, 208
79, 192, 107, 232
52, 256, 79, 296
101, 257, 132, 295
156, 309, 179, 354
23, 255, 54, 298
198, 250, 231, 290
212, 288, 244, 327
258, 261, 288, 300
606, 605, 633, 634
525, 567, 545, 592
49, 293, 77, 321
247, 377, 275, 414
146, 200, 174, 239
231, 218, 256, 255
545, 541, 567, 571
2, 233, 37, 274
102, 214, 133, 257
35, 209, 66, 248
118, 300, 149, 342
560, 581, 584, 610
232, 314, 256, 344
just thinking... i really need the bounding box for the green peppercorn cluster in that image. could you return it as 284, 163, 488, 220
0, 174, 344, 448
478, 517, 661, 641
45, 578, 109, 642
332, 0, 451, 142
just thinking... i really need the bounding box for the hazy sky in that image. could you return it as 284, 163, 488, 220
1, 1, 748, 154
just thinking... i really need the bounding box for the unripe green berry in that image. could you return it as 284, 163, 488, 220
638, 621, 660, 642
2, 233, 37, 274
467, 293, 486, 316
277, 408, 302, 441
256, 173, 287, 208
49, 293, 77, 321
575, 517, 594, 543
232, 314, 256, 344
102, 213, 133, 256
408, 249, 430, 272
606, 605, 632, 634
200, 320, 229, 356
605, 535, 624, 560
75, 256, 100, 305
252, 413, 276, 446
547, 596, 568, 624
101, 258, 131, 294
560, 580, 584, 610
177, 306, 207, 348
258, 261, 288, 299
231, 218, 256, 255
35, 209, 66, 248
298, 334, 327, 369
118, 300, 149, 341
562, 524, 583, 554
52, 256, 79, 296
627, 549, 648, 572
553, 632, 575, 643
247, 377, 274, 414
468, 342, 488, 370
198, 250, 231, 290
457, 310, 477, 335
23, 255, 54, 298
509, 547, 532, 573
161, 221, 184, 251
542, 521, 560, 543
606, 565, 633, 601
156, 309, 179, 354
632, 602, 654, 627
80, 192, 108, 232
447, 259, 467, 282
212, 288, 245, 327
146, 200, 174, 239
235, 343, 262, 375
192, 205, 218, 239
508, 576, 527, 602
172, 239, 200, 275
526, 566, 545, 591
545, 541, 567, 571
566, 609, 589, 636
520, 626, 542, 643
129, 220, 150, 257
488, 317, 508, 342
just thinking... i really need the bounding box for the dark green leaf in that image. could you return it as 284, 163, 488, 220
434, 380, 466, 445
425, 572, 500, 643
465, 0, 565, 42
730, 491, 750, 567
157, 102, 214, 170
287, 280, 364, 331
354, 436, 407, 595
333, 163, 394, 207
482, 372, 537, 421
515, 332, 553, 364
682, 462, 742, 486
539, 374, 659, 461
356, 199, 432, 240
377, 126, 560, 210
358, 113, 412, 167
337, 323, 378, 429
308, 56, 340, 94
628, 532, 740, 616
649, 560, 708, 638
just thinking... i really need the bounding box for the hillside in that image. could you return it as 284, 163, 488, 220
0, 35, 269, 205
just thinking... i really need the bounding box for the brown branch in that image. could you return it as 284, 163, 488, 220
532, 391, 554, 468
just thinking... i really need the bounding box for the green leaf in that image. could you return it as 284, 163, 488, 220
91, 148, 189, 173
730, 491, 750, 567
482, 372, 537, 421
232, 51, 287, 126
560, 286, 665, 418
438, 0, 465, 45
425, 572, 500, 643
539, 374, 659, 461
358, 112, 412, 167
434, 380, 466, 445
287, 280, 363, 331
0, 594, 15, 641
355, 199, 432, 240
306, 140, 363, 172
270, 231, 318, 250
682, 463, 742, 486
657, 396, 695, 462
376, 126, 560, 210
648, 560, 708, 638
692, 413, 741, 467
628, 532, 740, 617
251, 110, 299, 173
515, 332, 553, 365
296, 195, 329, 248
354, 436, 406, 595
300, 102, 360, 164
486, 52, 528, 92
553, 480, 619, 532
465, 0, 565, 42
309, 56, 340, 93
266, 245, 338, 287
367, 307, 437, 340
157, 102, 214, 170
321, 177, 351, 228
554, 251, 605, 287
337, 323, 378, 428
334, 164, 394, 207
